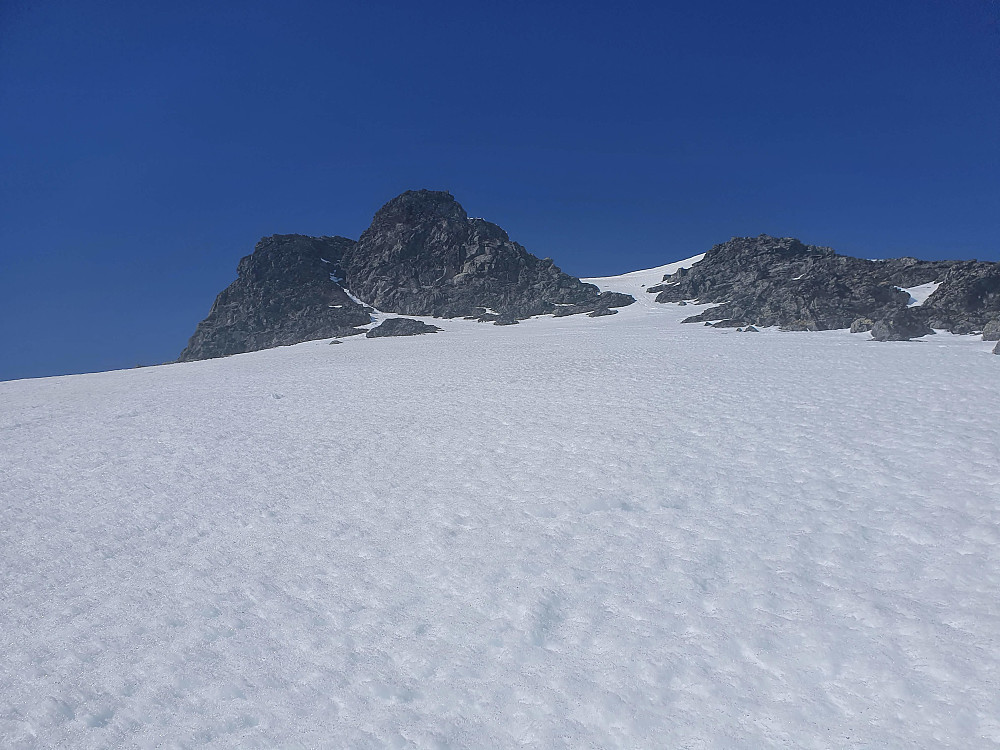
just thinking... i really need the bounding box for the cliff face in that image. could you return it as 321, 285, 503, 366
650, 235, 1000, 335
338, 190, 632, 320
178, 235, 371, 362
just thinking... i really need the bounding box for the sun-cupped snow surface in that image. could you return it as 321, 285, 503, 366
899, 281, 942, 307
2, 262, 999, 749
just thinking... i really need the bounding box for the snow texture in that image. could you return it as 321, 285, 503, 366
1, 258, 998, 749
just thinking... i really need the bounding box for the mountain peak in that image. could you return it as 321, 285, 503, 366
370, 189, 468, 226
345, 190, 632, 319
178, 191, 635, 360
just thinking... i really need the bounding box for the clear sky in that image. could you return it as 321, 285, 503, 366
1, 0, 998, 380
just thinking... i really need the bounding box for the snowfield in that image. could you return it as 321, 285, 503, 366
2, 261, 999, 749
898, 281, 942, 308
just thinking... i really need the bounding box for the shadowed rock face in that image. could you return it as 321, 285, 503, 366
178, 235, 371, 362
338, 190, 633, 320
650, 235, 1000, 337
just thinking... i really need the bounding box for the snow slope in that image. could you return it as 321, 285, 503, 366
899, 281, 942, 307
582, 253, 705, 303
2, 263, 998, 749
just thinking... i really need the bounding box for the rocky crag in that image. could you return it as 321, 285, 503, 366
649, 235, 1000, 339
178, 235, 371, 362
179, 190, 634, 361
338, 190, 633, 320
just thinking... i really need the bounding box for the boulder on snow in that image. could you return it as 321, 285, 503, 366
493, 312, 520, 326
870, 308, 934, 342
588, 307, 618, 317
850, 317, 874, 333
983, 319, 1000, 341
366, 318, 442, 338
552, 291, 635, 317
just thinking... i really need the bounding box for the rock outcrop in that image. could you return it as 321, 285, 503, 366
366, 318, 441, 338
649, 235, 1000, 339
179, 191, 635, 361
178, 235, 371, 362
338, 190, 633, 320
850, 317, 874, 333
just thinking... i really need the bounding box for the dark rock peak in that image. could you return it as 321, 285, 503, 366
179, 190, 634, 361
369, 190, 470, 228
339, 190, 634, 320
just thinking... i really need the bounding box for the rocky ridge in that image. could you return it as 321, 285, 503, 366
179, 191, 635, 361
649, 235, 1000, 339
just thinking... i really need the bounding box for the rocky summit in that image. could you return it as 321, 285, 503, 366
179, 190, 635, 361
338, 190, 633, 320
649, 235, 1000, 339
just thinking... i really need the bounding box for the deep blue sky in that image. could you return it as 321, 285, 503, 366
2, 0, 998, 380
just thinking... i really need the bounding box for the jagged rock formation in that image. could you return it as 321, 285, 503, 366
178, 235, 371, 362
337, 190, 633, 320
366, 318, 441, 338
180, 191, 635, 361
650, 235, 1000, 339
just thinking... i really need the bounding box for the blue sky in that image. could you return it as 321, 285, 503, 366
1, 0, 998, 380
